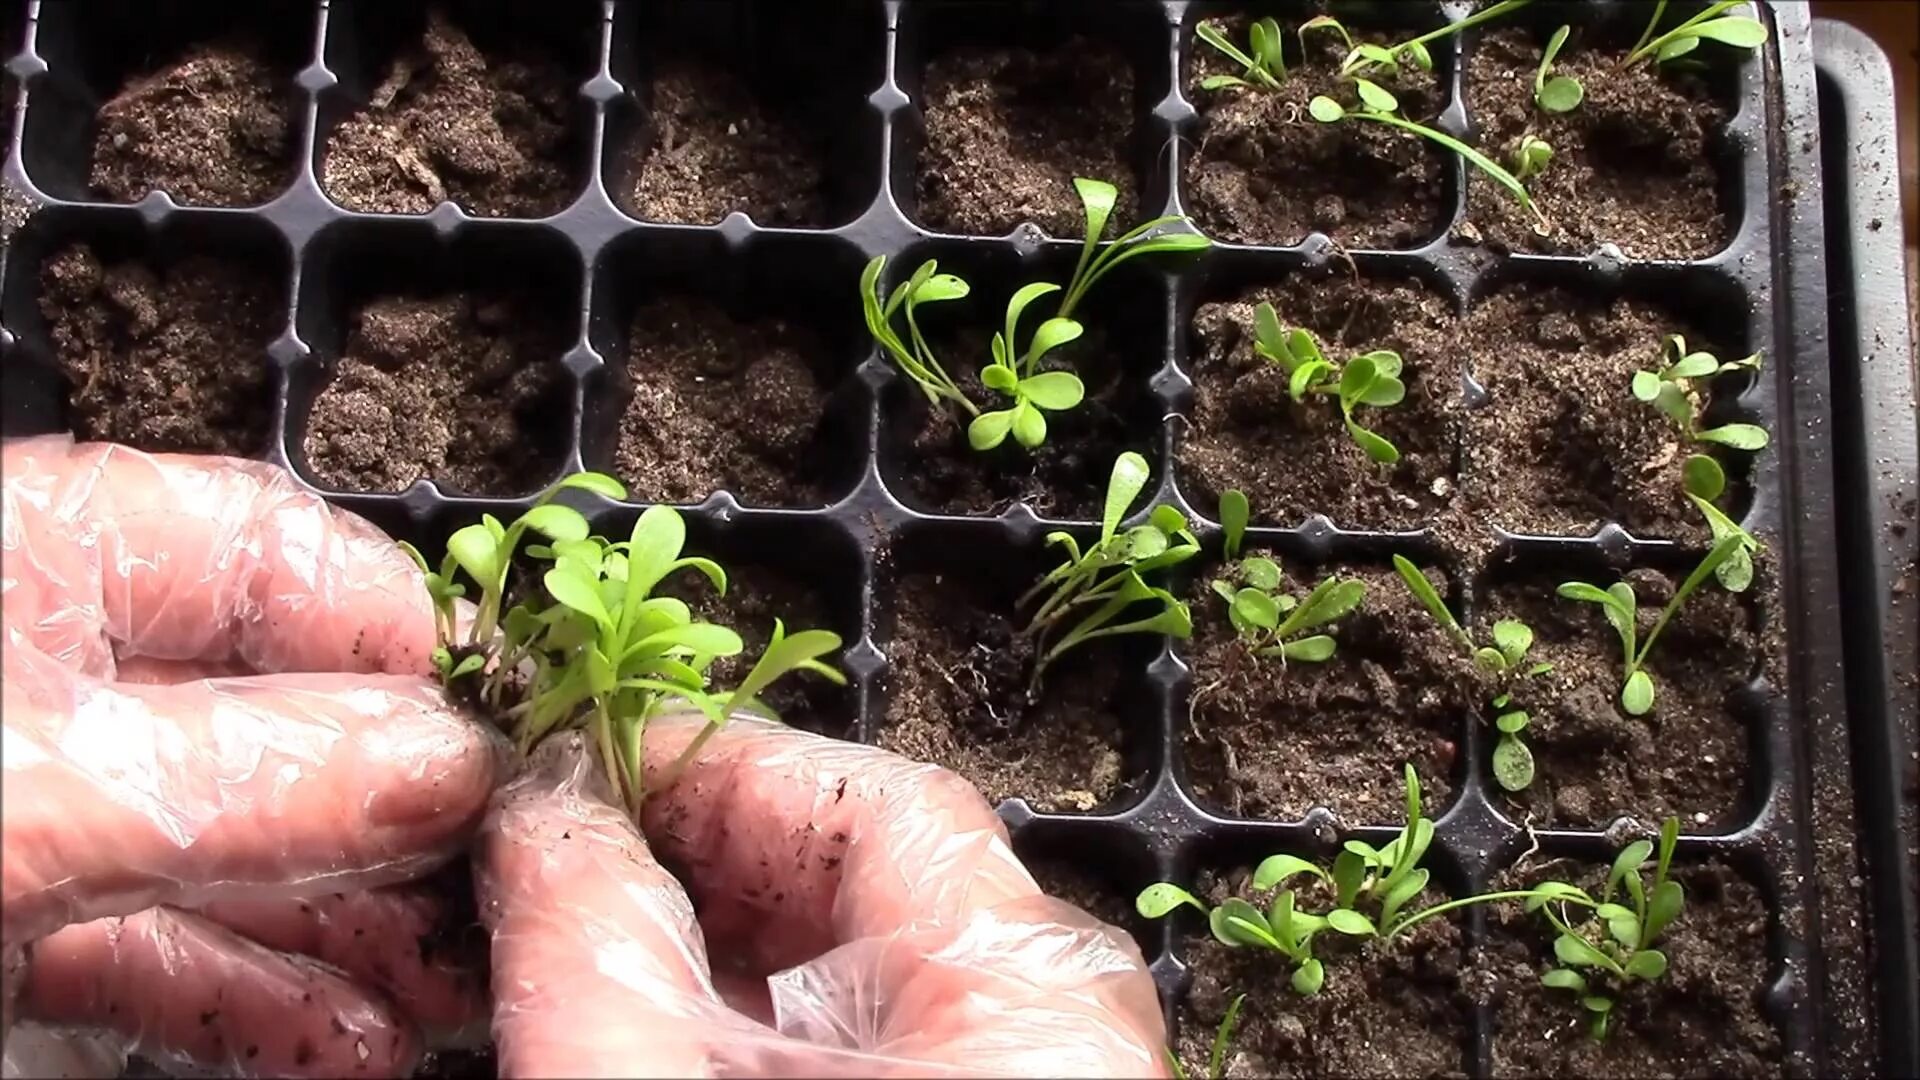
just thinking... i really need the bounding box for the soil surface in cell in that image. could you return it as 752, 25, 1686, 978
915, 40, 1136, 236
1186, 20, 1447, 248
1178, 867, 1470, 1078
41, 245, 278, 457
303, 292, 567, 495
666, 561, 851, 739
879, 573, 1137, 812
1180, 273, 1459, 533
1459, 287, 1737, 543
1480, 570, 1758, 830
1184, 563, 1476, 824
1475, 859, 1779, 1076
622, 63, 827, 226
1465, 29, 1730, 259
324, 10, 578, 217
613, 297, 834, 507
1025, 855, 1138, 936
90, 40, 294, 206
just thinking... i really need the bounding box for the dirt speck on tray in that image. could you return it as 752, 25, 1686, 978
914, 40, 1136, 237
622, 64, 826, 226
323, 10, 578, 217
302, 293, 567, 495
90, 42, 294, 207
666, 562, 852, 739
1185, 21, 1447, 248
879, 573, 1139, 813
613, 297, 832, 507
1466, 29, 1730, 259
40, 245, 278, 457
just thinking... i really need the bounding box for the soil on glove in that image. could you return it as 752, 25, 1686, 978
302, 292, 568, 495
1184, 18, 1447, 248
40, 245, 279, 457
914, 41, 1136, 237
1464, 29, 1731, 259
612, 296, 833, 507
1183, 563, 1476, 825
878, 573, 1140, 813
89, 40, 295, 207
667, 561, 853, 740
323, 10, 579, 217
1178, 272, 1460, 532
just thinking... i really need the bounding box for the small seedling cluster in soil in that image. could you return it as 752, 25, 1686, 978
1245, 302, 1407, 464
1211, 490, 1365, 663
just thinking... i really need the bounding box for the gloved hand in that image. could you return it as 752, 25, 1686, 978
478, 716, 1170, 1078
2, 438, 499, 1077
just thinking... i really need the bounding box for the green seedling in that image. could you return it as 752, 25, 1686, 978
970, 282, 1086, 451
1211, 490, 1367, 663
862, 255, 975, 416
1535, 25, 1585, 112
1391, 556, 1553, 791
1625, 0, 1768, 68
1166, 994, 1246, 1080
1195, 16, 1286, 90
1058, 178, 1211, 320
1511, 134, 1554, 184
1526, 818, 1686, 1040
1631, 335, 1768, 451
1311, 0, 1537, 79
1681, 453, 1761, 593
1019, 452, 1197, 694
1556, 533, 1745, 717
1310, 79, 1552, 235
1249, 301, 1406, 464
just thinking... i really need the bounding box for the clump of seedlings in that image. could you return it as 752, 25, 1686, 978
1248, 301, 1407, 464
1392, 556, 1552, 792
401, 471, 845, 815
1210, 490, 1367, 662
1625, 0, 1769, 68
1200, 1, 1535, 84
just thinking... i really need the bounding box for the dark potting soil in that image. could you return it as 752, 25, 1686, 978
612, 297, 831, 508
1480, 570, 1759, 831
1024, 855, 1138, 937
620, 63, 827, 227
1474, 858, 1779, 1076
913, 41, 1137, 237
89, 41, 295, 207
1185, 20, 1447, 249
1464, 29, 1730, 260
1178, 273, 1460, 532
877, 573, 1137, 813
39, 245, 278, 457
1457, 287, 1729, 543
1177, 867, 1470, 1078
323, 11, 578, 217
302, 293, 568, 495
666, 562, 852, 740
1183, 563, 1477, 824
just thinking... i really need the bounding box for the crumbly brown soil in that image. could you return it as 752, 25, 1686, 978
893, 322, 1145, 519
877, 573, 1136, 812
612, 297, 831, 507
1465, 29, 1730, 259
1183, 563, 1478, 825
323, 10, 578, 217
1025, 856, 1138, 935
1458, 288, 1730, 542
667, 562, 852, 740
1473, 859, 1779, 1076
1186, 21, 1446, 248
1481, 571, 1759, 830
621, 63, 826, 226
40, 245, 278, 457
1179, 273, 1460, 531
303, 293, 567, 494
914, 41, 1136, 236
1177, 867, 1470, 1078
90, 41, 294, 206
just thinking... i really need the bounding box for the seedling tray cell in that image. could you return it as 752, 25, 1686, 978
1, 1, 1905, 1075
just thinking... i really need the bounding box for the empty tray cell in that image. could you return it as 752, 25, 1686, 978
319, 0, 596, 217
1182, 556, 1472, 825
24, 0, 307, 207
1476, 563, 1762, 831
1182, 9, 1450, 249
295, 224, 575, 495
1465, 21, 1737, 259
1176, 267, 1459, 532
608, 0, 879, 227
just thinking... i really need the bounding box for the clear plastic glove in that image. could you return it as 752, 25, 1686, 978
478, 716, 1170, 1078
2, 438, 498, 1077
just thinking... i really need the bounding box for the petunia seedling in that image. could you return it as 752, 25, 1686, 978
1321, 0, 1536, 80
1211, 490, 1367, 663
1556, 533, 1745, 717
1631, 335, 1769, 451
1625, 0, 1768, 68
1249, 301, 1406, 464
1058, 177, 1211, 320
1534, 25, 1585, 112
1511, 134, 1554, 184
969, 282, 1086, 451
1195, 16, 1286, 90
1680, 453, 1761, 593
862, 255, 975, 417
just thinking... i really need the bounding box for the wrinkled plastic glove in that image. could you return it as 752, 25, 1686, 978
2, 438, 499, 1077
479, 716, 1170, 1078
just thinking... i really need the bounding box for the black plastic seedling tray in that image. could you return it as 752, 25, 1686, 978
0, 0, 1909, 1075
